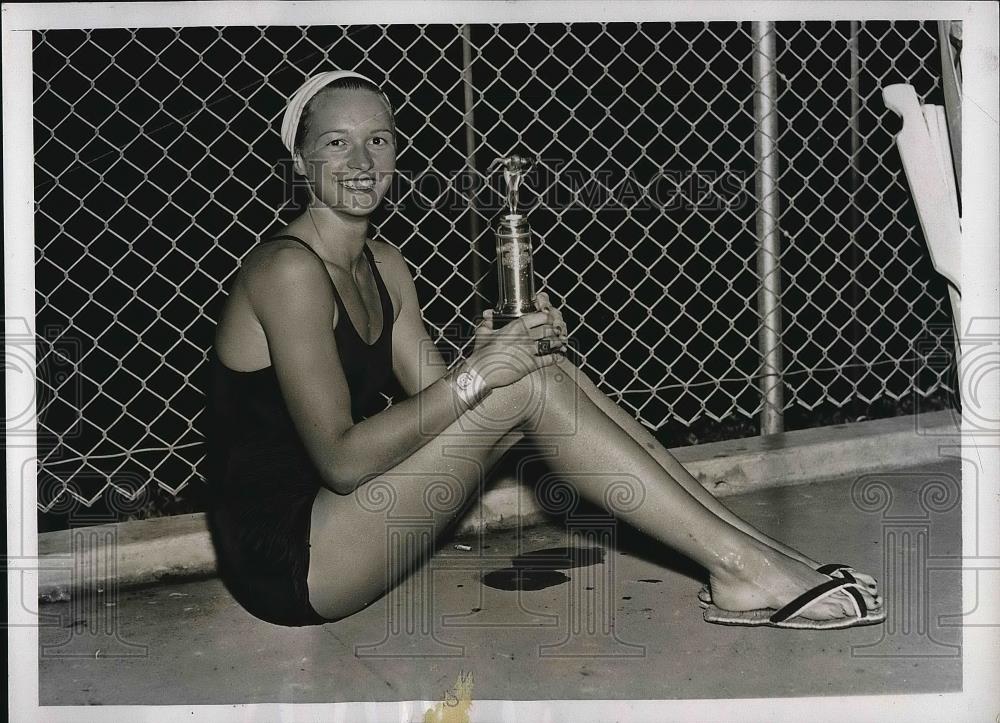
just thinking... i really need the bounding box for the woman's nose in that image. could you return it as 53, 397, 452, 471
347, 143, 373, 171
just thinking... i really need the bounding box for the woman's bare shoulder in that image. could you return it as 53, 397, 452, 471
368, 238, 403, 261
215, 237, 332, 366
240, 238, 318, 280
236, 239, 332, 313
367, 240, 408, 319
368, 239, 411, 278
241, 236, 305, 265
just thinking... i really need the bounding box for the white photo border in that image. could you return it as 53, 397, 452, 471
5, 1, 998, 721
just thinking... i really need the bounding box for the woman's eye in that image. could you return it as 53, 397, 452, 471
326, 139, 346, 147
370, 136, 390, 146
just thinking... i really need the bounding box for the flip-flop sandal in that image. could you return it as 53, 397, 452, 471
702, 570, 885, 630
697, 563, 875, 609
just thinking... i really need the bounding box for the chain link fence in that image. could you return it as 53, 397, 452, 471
33, 21, 958, 529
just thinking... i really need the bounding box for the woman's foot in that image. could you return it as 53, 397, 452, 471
709, 544, 882, 621
845, 569, 879, 594
699, 565, 879, 608
795, 561, 879, 596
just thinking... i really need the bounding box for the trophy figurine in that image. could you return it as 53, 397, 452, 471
491, 155, 541, 339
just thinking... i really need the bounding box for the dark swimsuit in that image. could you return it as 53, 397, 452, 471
205, 236, 395, 626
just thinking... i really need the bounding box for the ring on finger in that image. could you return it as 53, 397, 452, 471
537, 338, 553, 355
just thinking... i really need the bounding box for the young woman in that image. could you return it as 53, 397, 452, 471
205, 70, 883, 629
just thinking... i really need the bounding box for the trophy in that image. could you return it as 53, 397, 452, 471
491, 155, 540, 333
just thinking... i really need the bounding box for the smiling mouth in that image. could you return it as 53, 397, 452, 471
340, 178, 376, 191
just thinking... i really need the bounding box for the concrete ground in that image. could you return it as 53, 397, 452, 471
38, 459, 962, 705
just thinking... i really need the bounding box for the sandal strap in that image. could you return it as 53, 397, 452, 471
816, 563, 854, 575
816, 566, 870, 618
835, 570, 869, 619
770, 573, 868, 623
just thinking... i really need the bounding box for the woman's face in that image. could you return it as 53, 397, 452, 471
294, 88, 396, 217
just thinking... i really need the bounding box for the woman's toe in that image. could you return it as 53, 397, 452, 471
824, 587, 876, 619
838, 589, 869, 618
852, 571, 878, 592
853, 586, 881, 614
814, 592, 858, 621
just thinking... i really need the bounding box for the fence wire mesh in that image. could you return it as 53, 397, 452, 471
32, 22, 958, 525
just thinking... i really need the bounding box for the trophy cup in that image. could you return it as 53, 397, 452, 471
491, 156, 542, 345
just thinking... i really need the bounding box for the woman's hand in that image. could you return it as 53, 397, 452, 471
467, 305, 567, 389
533, 291, 568, 338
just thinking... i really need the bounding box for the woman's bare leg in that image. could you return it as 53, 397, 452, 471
572, 364, 816, 562
501, 358, 878, 617
564, 359, 878, 593
307, 358, 878, 621
307, 425, 526, 620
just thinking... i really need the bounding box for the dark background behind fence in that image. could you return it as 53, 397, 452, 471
33, 22, 957, 531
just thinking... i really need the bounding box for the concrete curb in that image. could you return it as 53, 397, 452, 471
37, 409, 959, 602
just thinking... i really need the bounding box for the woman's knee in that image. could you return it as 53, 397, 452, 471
480, 357, 580, 429
554, 355, 604, 400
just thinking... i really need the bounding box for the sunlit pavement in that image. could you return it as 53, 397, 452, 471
39, 460, 961, 705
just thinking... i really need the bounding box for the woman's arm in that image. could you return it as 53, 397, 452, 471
384, 244, 450, 396
245, 244, 560, 496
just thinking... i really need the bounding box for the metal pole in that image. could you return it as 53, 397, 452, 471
849, 23, 861, 218
752, 22, 785, 435
460, 24, 483, 318
849, 20, 862, 421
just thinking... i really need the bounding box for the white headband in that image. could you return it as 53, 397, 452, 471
279, 70, 389, 156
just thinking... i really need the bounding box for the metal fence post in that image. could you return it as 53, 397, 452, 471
752, 21, 785, 435
461, 24, 483, 319
849, 20, 862, 421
